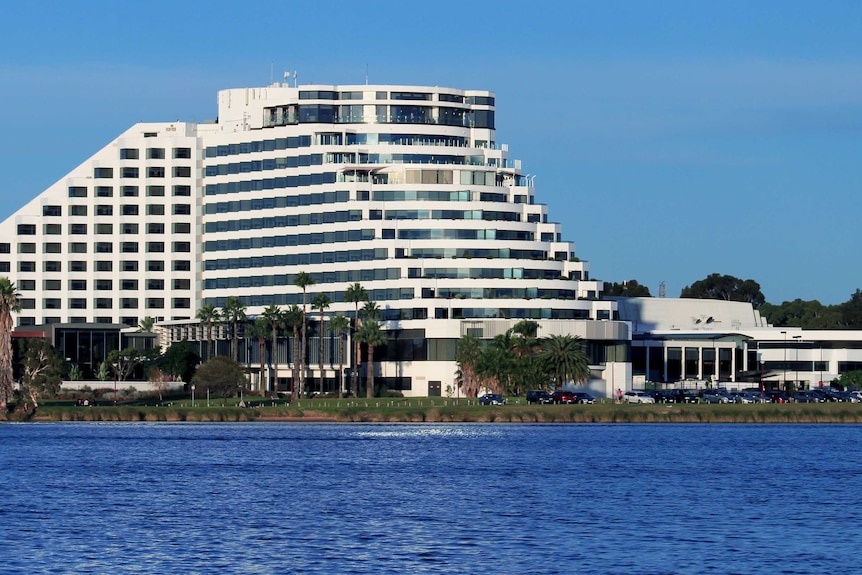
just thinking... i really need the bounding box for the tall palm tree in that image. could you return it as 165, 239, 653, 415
455, 334, 482, 398
246, 317, 272, 393
0, 277, 20, 411
222, 296, 247, 363
261, 304, 284, 397
284, 304, 304, 402
196, 303, 219, 360
312, 292, 331, 395
328, 315, 350, 398
539, 334, 590, 388
345, 282, 368, 396
357, 318, 386, 398
138, 316, 155, 333
294, 271, 315, 396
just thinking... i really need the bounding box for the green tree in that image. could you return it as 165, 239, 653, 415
261, 304, 284, 396
455, 334, 483, 398
345, 282, 368, 396
158, 341, 201, 384
196, 303, 220, 360
833, 370, 862, 390
680, 273, 765, 309
18, 338, 64, 410
138, 316, 155, 333
760, 299, 843, 329
95, 360, 111, 382
192, 356, 247, 401
312, 292, 331, 395
67, 364, 83, 381
356, 317, 386, 398
603, 280, 652, 297
284, 305, 304, 402
328, 315, 350, 398
539, 334, 591, 388
221, 296, 247, 363
0, 277, 21, 411
839, 289, 862, 329
246, 317, 271, 393
294, 271, 315, 395
107, 348, 144, 382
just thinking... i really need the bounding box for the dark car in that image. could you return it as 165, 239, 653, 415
526, 389, 553, 404
765, 390, 790, 404
551, 390, 578, 404
795, 390, 824, 403
572, 391, 596, 404
479, 393, 506, 405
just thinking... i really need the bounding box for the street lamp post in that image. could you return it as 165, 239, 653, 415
793, 335, 802, 391
191, 384, 195, 407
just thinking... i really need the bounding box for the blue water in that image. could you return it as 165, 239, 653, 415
0, 423, 860, 574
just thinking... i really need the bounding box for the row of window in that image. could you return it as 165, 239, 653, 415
68, 185, 191, 198
94, 166, 192, 179
205, 154, 323, 175
20, 205, 191, 229
205, 287, 414, 309
20, 278, 190, 290
204, 248, 389, 271
406, 248, 548, 260
297, 90, 493, 106
17, 224, 189, 247
119, 147, 192, 160
410, 267, 568, 281
205, 191, 349, 214
379, 210, 520, 222
14, 242, 191, 261
16, 317, 157, 327
263, 104, 494, 129
204, 229, 375, 253
204, 172, 337, 195
6, 259, 191, 273
20, 298, 190, 310
205, 267, 402, 291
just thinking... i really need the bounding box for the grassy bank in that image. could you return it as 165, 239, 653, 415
11, 398, 862, 423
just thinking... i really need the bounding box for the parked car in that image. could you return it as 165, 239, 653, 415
700, 390, 733, 404
551, 390, 578, 404
795, 390, 824, 403
526, 389, 553, 404
479, 393, 506, 405
572, 392, 596, 404
764, 391, 790, 404
623, 390, 655, 404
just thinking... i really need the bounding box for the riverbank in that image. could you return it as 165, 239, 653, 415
10, 400, 862, 423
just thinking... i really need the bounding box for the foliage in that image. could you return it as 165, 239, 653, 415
833, 370, 862, 390
294, 271, 315, 397
345, 283, 368, 397
107, 348, 144, 382
760, 299, 843, 329
455, 335, 483, 398
96, 360, 111, 382
839, 289, 862, 329
156, 341, 200, 383
18, 338, 64, 407
261, 304, 285, 397
67, 364, 83, 381
196, 303, 220, 360
312, 292, 331, 395
539, 335, 590, 387
221, 296, 247, 362
0, 276, 21, 410
329, 315, 350, 398
138, 316, 155, 333
356, 310, 386, 398
191, 356, 247, 399
680, 273, 765, 309
603, 279, 651, 297
284, 304, 304, 402
245, 317, 271, 392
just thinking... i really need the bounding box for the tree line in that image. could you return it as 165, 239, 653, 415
605, 273, 862, 329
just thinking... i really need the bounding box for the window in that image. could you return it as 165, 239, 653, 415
68, 242, 87, 254
95, 261, 113, 272
96, 223, 113, 234
68, 186, 87, 198
173, 166, 191, 178
43, 280, 61, 290
96, 205, 113, 216
147, 204, 165, 216
43, 299, 61, 310
147, 260, 165, 272
19, 298, 35, 309
121, 279, 139, 290
122, 223, 138, 234
147, 298, 165, 309
19, 261, 35, 272
18, 243, 35, 254
147, 148, 165, 159
44, 261, 61, 272
147, 167, 165, 178
42, 205, 61, 217
96, 186, 113, 197
147, 242, 165, 253
94, 242, 113, 253
0, 263, 8, 273
69, 261, 87, 272
43, 243, 61, 254
121, 261, 138, 272
147, 279, 164, 290
121, 298, 138, 309
147, 223, 164, 234
122, 186, 139, 197
69, 223, 87, 235
94, 298, 112, 309
43, 224, 61, 235
120, 148, 139, 159
94, 167, 113, 178
173, 147, 191, 159
172, 222, 190, 233
96, 279, 113, 290
173, 298, 191, 309
173, 278, 190, 290
121, 242, 138, 253
173, 204, 191, 215
172, 241, 191, 253
121, 167, 139, 178
17, 224, 36, 235
19, 280, 35, 290
147, 185, 165, 197
69, 279, 87, 291
173, 260, 191, 271
70, 205, 88, 216
0, 243, 8, 254
122, 205, 139, 216
172, 185, 191, 196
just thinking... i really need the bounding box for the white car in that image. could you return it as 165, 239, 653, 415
623, 390, 655, 404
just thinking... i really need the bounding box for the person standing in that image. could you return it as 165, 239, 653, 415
616, 388, 623, 404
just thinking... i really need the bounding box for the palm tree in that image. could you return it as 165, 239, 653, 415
345, 282, 368, 396
196, 303, 219, 360
221, 296, 247, 363
294, 271, 315, 396
539, 334, 590, 388
0, 277, 20, 411
138, 316, 155, 333
312, 292, 331, 395
261, 304, 284, 397
455, 334, 482, 398
357, 317, 386, 398
246, 317, 271, 393
328, 315, 350, 398
284, 304, 304, 402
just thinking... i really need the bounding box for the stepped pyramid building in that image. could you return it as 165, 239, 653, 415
0, 82, 631, 397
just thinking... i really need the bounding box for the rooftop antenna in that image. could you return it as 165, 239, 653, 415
659, 281, 666, 298
283, 71, 290, 87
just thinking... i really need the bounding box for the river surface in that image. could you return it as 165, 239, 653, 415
0, 422, 859, 574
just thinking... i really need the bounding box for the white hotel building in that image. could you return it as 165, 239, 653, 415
0, 82, 631, 397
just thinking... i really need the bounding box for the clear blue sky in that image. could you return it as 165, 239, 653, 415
1, 0, 859, 305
